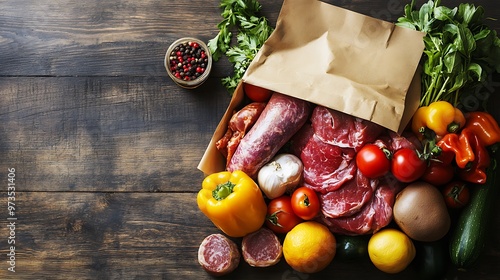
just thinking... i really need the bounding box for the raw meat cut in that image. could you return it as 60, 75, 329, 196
241, 227, 282, 267
290, 124, 356, 193
319, 170, 377, 218
216, 102, 267, 165
311, 106, 384, 151
198, 233, 240, 276
227, 93, 311, 178
320, 177, 403, 235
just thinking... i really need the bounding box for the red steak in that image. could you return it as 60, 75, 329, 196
320, 170, 377, 218
311, 106, 384, 151
291, 124, 356, 193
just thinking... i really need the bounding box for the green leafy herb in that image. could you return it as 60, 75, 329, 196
208, 0, 274, 93
397, 0, 500, 109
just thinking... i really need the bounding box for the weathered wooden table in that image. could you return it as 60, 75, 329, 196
1, 0, 499, 279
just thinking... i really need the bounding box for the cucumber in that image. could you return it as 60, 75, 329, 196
449, 158, 498, 268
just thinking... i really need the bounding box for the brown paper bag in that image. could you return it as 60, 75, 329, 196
243, 0, 424, 134
198, 0, 425, 175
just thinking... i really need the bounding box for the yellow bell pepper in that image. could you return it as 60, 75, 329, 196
197, 170, 267, 237
411, 101, 466, 140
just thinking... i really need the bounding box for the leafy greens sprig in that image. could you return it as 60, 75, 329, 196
397, 0, 500, 109
208, 0, 274, 93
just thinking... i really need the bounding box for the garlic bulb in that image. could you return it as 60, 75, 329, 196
257, 154, 303, 199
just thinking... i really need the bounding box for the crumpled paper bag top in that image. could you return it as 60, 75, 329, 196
242, 0, 425, 133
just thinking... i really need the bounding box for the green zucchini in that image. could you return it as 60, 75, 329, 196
449, 158, 499, 268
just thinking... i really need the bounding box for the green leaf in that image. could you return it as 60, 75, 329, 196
457, 3, 484, 26
434, 6, 457, 21
418, 0, 435, 32
443, 49, 462, 74
467, 62, 483, 80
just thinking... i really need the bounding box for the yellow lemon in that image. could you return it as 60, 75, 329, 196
283, 221, 336, 273
368, 228, 416, 274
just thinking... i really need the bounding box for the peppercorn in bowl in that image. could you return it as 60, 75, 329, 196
165, 37, 212, 89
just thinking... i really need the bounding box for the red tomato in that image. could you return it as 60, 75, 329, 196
290, 187, 320, 220
356, 144, 391, 178
243, 83, 272, 102
421, 160, 455, 186
265, 195, 303, 234
442, 180, 470, 209
391, 148, 427, 183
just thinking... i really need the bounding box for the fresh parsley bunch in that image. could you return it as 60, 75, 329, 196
397, 0, 500, 109
208, 0, 274, 93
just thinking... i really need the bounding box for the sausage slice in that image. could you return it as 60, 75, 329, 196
242, 227, 282, 267
198, 234, 240, 276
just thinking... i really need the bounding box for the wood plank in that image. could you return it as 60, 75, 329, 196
0, 76, 230, 192
0, 191, 498, 279
0, 0, 276, 77
3, 0, 499, 77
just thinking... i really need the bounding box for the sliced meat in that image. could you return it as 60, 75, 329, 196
320, 176, 403, 235
291, 124, 356, 193
320, 170, 377, 218
198, 234, 240, 276
241, 227, 282, 267
216, 102, 267, 165
320, 202, 376, 236
372, 176, 405, 233
311, 106, 384, 151
227, 93, 311, 178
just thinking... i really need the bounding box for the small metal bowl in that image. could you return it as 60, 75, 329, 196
164, 37, 212, 89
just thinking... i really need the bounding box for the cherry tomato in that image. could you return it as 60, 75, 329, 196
265, 195, 303, 234
442, 180, 470, 209
243, 83, 272, 102
290, 186, 320, 220
391, 148, 427, 183
356, 144, 391, 178
421, 160, 455, 186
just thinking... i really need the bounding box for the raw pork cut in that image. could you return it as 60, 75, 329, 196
227, 93, 311, 178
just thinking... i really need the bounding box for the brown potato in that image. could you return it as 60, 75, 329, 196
393, 181, 451, 242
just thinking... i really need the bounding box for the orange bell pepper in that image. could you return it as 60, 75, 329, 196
197, 170, 267, 237
437, 130, 475, 169
412, 101, 466, 140
438, 128, 491, 184
458, 128, 491, 184
463, 111, 500, 146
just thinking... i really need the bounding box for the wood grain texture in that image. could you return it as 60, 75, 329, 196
0, 192, 498, 280
0, 0, 500, 279
0, 76, 230, 192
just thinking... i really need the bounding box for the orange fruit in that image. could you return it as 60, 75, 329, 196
283, 221, 336, 273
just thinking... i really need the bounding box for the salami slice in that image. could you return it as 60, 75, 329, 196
227, 92, 311, 178
198, 234, 240, 276
241, 227, 282, 267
